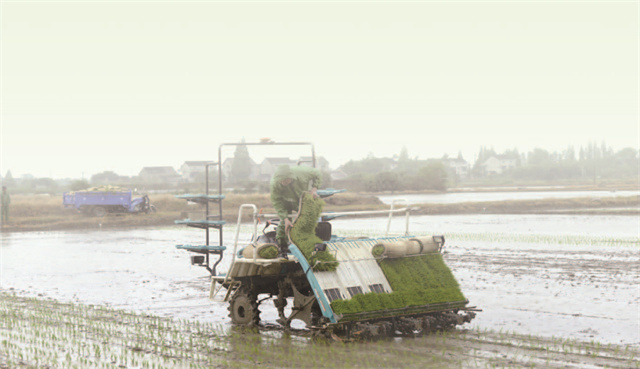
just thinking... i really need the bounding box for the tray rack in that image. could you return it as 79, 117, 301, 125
175, 163, 226, 276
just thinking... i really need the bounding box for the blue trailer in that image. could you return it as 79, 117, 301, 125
63, 190, 153, 217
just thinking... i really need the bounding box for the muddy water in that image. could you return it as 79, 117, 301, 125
0, 229, 225, 323
1, 214, 638, 346
449, 240, 638, 345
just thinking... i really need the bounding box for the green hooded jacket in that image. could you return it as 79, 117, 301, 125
270, 165, 322, 220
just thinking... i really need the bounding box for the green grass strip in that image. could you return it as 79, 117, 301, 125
289, 193, 339, 271
330, 254, 465, 315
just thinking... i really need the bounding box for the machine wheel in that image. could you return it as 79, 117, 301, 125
275, 278, 317, 329
311, 305, 325, 327
92, 206, 107, 217
228, 288, 260, 326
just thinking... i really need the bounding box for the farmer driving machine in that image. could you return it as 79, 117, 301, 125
175, 141, 477, 338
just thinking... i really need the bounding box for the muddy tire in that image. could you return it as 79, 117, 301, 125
228, 289, 260, 326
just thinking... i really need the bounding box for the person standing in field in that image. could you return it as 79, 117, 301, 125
270, 165, 322, 254
1, 186, 10, 225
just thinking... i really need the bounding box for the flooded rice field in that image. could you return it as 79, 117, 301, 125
377, 190, 640, 205
1, 213, 637, 351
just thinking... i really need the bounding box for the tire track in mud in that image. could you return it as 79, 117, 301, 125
441, 240, 640, 346
445, 249, 639, 285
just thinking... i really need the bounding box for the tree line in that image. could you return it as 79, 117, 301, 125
472, 143, 638, 181
2, 142, 637, 195
335, 143, 638, 193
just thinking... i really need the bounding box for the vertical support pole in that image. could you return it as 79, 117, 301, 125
385, 202, 395, 237
224, 204, 258, 283
405, 207, 411, 236
218, 146, 224, 248
386, 199, 408, 237
205, 163, 210, 246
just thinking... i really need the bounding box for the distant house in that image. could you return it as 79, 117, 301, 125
297, 156, 330, 171
258, 157, 297, 181
180, 161, 215, 182
480, 155, 517, 175
138, 166, 181, 184
443, 158, 470, 179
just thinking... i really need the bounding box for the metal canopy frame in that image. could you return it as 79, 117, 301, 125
214, 141, 316, 248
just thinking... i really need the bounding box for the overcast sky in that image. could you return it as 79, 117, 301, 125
1, 1, 638, 179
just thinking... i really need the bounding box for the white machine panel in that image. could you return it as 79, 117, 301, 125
314, 237, 411, 302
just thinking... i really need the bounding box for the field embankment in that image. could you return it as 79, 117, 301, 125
1, 193, 637, 233
414, 195, 639, 215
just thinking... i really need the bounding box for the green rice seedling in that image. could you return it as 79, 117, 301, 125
330, 253, 466, 315
446, 231, 639, 247
289, 193, 339, 271
3, 291, 638, 369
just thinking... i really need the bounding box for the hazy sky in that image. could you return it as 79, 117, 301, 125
1, 1, 638, 179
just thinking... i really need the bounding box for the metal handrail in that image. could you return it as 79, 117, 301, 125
258, 207, 411, 220
385, 199, 409, 237
257, 201, 412, 237
212, 203, 258, 300
216, 143, 314, 236
217, 141, 316, 195
230, 204, 259, 267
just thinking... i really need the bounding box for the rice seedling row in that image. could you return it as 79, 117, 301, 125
2, 292, 638, 368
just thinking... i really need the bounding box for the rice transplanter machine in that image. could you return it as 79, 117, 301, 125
175, 141, 477, 337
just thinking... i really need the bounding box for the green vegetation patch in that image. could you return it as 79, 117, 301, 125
257, 244, 279, 259
330, 254, 465, 315
289, 193, 339, 271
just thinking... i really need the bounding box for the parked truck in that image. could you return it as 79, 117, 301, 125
63, 187, 154, 217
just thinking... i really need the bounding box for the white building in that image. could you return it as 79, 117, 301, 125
443, 158, 470, 179
179, 161, 215, 182
481, 155, 517, 175
298, 156, 330, 171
